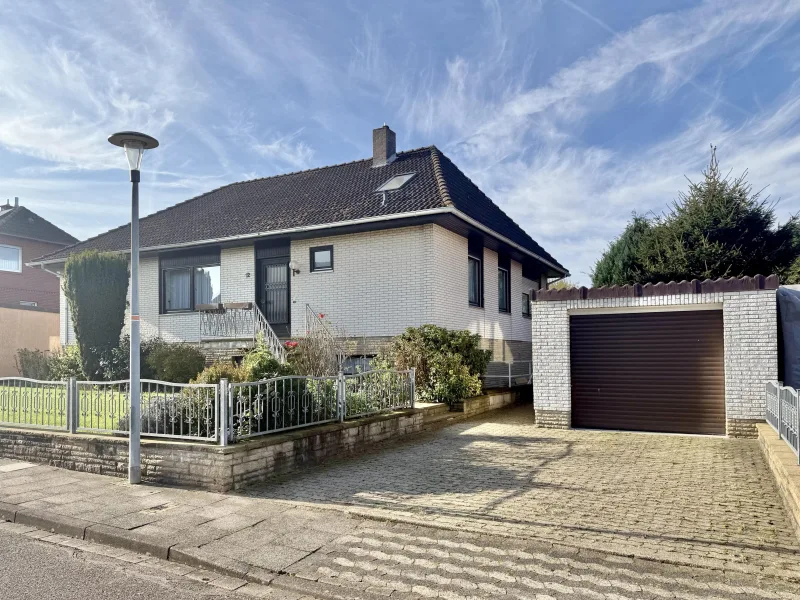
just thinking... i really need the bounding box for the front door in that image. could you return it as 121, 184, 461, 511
259, 258, 290, 337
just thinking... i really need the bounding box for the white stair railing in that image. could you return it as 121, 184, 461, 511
254, 305, 287, 364
305, 305, 346, 374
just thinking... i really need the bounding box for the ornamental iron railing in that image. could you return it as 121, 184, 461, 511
199, 302, 286, 363
0, 377, 69, 430
483, 361, 532, 389
303, 304, 345, 375
0, 369, 415, 446
766, 381, 800, 463
76, 379, 219, 442
342, 370, 415, 420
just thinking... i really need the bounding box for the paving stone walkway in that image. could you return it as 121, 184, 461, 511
1, 405, 799, 597
248, 406, 800, 577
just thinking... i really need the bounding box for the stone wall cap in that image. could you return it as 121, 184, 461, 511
533, 274, 779, 302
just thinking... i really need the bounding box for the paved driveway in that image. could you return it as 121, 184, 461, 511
249, 405, 800, 576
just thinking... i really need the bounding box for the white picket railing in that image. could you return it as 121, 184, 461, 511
766, 381, 800, 463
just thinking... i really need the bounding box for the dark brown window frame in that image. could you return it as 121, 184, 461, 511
310, 245, 334, 272
160, 261, 220, 314
522, 292, 531, 318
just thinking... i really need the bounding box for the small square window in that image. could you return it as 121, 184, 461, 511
0, 244, 21, 273
310, 245, 333, 271
522, 292, 531, 318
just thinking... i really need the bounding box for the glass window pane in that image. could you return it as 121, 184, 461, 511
468, 257, 480, 305
498, 269, 509, 311
0, 245, 20, 272
522, 293, 531, 316
313, 249, 332, 270
194, 265, 221, 305
164, 269, 191, 311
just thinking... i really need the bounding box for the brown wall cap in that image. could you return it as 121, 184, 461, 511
533, 274, 779, 302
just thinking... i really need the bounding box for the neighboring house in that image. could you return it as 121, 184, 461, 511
31, 126, 567, 363
0, 198, 78, 376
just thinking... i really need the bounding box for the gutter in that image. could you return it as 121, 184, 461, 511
28, 206, 569, 275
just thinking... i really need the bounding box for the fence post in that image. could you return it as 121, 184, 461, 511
779, 387, 783, 440
410, 368, 416, 409
219, 378, 228, 447
67, 377, 77, 434
337, 372, 345, 422
508, 362, 512, 388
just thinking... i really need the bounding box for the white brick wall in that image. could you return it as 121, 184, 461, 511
59, 225, 536, 352
430, 225, 531, 344
531, 290, 778, 432
290, 225, 435, 338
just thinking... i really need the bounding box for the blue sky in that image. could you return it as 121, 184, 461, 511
2, 0, 800, 284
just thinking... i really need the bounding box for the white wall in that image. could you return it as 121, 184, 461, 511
289, 225, 435, 338
430, 224, 532, 344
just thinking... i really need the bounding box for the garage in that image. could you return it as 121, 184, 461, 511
570, 309, 726, 435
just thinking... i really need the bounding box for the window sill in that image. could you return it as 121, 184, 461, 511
310, 269, 333, 273
522, 314, 531, 320
499, 309, 511, 314
161, 310, 197, 315
468, 303, 484, 309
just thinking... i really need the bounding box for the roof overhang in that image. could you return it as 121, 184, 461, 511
29, 206, 568, 277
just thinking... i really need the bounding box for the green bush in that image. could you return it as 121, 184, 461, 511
14, 349, 51, 379
374, 325, 491, 405
48, 346, 85, 380
102, 336, 168, 381
192, 360, 249, 385
146, 343, 207, 383
242, 339, 295, 380
62, 250, 129, 379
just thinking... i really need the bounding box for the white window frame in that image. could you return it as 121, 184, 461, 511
0, 244, 22, 273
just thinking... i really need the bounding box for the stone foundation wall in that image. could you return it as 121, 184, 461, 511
0, 390, 522, 492
757, 423, 800, 541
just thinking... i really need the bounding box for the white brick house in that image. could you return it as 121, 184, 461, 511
38, 125, 567, 363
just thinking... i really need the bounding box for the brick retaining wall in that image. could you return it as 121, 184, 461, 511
757, 423, 800, 542
0, 390, 523, 491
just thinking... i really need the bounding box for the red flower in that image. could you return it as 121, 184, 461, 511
318, 313, 325, 319
284, 340, 299, 349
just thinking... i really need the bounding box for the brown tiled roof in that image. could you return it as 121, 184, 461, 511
0, 206, 78, 246
32, 146, 566, 273
534, 274, 779, 301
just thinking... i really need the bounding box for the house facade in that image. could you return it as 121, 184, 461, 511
36, 126, 567, 363
0, 198, 78, 376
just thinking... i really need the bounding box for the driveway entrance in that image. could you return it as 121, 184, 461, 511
251, 406, 800, 574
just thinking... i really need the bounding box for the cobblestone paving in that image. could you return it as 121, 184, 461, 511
283, 520, 799, 599
249, 406, 800, 578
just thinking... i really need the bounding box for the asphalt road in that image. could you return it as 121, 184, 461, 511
0, 529, 239, 600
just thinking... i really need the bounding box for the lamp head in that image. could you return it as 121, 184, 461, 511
108, 132, 159, 171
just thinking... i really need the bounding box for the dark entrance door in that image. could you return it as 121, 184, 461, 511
258, 258, 290, 338
570, 310, 726, 435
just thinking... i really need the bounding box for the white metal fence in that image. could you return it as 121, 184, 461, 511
483, 361, 532, 389
0, 369, 416, 446
77, 379, 219, 441
0, 378, 69, 430
766, 381, 800, 463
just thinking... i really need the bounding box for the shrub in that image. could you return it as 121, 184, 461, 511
62, 250, 129, 379
146, 343, 207, 383
375, 325, 491, 405
117, 391, 216, 438
48, 346, 85, 380
102, 336, 170, 381
242, 338, 295, 380
15, 349, 51, 379
425, 352, 482, 403
192, 360, 249, 385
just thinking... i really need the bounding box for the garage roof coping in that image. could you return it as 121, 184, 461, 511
534, 274, 780, 302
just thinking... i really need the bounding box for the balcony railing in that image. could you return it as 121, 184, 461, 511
198, 302, 286, 363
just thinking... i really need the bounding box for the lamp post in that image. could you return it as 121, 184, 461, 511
108, 131, 159, 484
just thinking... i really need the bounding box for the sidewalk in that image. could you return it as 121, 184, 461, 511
1, 457, 799, 599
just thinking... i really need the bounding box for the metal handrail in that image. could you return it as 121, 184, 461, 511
766, 381, 800, 464
254, 304, 287, 363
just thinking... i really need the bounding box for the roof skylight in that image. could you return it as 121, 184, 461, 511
375, 173, 416, 193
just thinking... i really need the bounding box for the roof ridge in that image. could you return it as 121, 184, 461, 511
429, 146, 454, 207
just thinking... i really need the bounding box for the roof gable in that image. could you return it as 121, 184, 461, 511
0, 206, 78, 246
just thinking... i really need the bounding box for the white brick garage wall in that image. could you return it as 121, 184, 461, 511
531, 283, 778, 437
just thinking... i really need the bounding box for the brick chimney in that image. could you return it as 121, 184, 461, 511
372, 124, 396, 167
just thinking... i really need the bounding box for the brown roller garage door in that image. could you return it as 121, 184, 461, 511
570, 310, 725, 435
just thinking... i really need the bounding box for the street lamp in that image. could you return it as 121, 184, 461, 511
108, 131, 159, 484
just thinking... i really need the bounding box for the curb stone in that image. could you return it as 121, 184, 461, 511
0, 505, 278, 586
